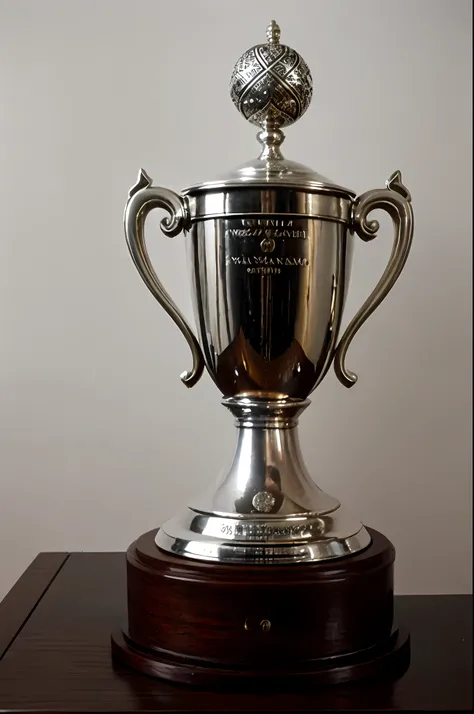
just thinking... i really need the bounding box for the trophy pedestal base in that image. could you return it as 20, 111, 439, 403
111, 528, 410, 688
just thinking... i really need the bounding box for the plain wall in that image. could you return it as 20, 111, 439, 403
0, 0, 471, 600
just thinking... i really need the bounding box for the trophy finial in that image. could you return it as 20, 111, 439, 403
229, 24, 313, 144
266, 20, 281, 45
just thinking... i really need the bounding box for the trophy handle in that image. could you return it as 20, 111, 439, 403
334, 170, 414, 388
124, 169, 205, 388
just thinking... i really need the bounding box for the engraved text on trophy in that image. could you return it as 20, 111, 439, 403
225, 217, 309, 274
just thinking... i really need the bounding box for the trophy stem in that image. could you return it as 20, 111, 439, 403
155, 397, 371, 563
208, 396, 340, 516
257, 122, 285, 162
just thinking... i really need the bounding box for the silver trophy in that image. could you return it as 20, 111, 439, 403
124, 22, 413, 564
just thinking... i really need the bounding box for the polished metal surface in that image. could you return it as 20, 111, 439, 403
185, 186, 353, 220
123, 21, 414, 564
155, 397, 371, 563
182, 153, 355, 196
230, 21, 312, 130
191, 398, 341, 515
334, 170, 414, 387
124, 169, 204, 388
186, 22, 352, 196
156, 516, 371, 564
185, 211, 353, 399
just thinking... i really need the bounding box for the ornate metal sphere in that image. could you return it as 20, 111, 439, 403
229, 21, 313, 129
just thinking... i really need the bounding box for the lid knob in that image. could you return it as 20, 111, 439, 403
229, 22, 313, 135
266, 20, 281, 45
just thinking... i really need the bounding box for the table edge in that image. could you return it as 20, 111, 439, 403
0, 552, 70, 659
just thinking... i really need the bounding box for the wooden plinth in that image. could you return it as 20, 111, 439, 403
111, 528, 410, 687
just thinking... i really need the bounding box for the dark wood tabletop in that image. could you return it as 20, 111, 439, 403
0, 552, 471, 712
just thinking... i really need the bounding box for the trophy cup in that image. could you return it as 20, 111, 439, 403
112, 22, 414, 686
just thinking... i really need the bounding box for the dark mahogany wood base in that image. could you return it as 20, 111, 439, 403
111, 528, 410, 688
112, 626, 410, 689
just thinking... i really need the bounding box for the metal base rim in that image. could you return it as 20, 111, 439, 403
155, 522, 372, 564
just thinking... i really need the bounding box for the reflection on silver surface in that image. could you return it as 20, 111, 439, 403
186, 213, 353, 399
155, 396, 371, 563
230, 20, 312, 131
124, 169, 204, 388
123, 22, 414, 564
334, 171, 414, 388
156, 519, 371, 564
191, 398, 340, 517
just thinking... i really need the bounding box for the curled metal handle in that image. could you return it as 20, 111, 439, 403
124, 169, 205, 388
334, 170, 414, 388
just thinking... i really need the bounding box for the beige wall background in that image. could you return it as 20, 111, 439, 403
0, 0, 471, 599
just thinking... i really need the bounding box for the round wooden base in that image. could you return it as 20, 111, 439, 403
112, 627, 410, 688
111, 528, 410, 688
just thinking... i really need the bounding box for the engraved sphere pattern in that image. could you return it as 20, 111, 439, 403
230, 43, 313, 128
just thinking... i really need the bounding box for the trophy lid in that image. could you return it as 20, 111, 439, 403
183, 22, 354, 199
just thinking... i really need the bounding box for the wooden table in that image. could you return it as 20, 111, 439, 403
0, 552, 471, 711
